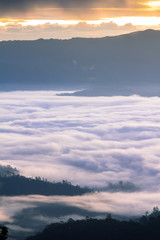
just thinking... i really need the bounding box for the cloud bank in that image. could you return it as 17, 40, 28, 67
0, 22, 138, 40
1, 91, 160, 192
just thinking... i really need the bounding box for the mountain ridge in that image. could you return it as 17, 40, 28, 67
0, 29, 159, 42
1, 29, 160, 96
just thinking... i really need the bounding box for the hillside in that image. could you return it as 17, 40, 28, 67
0, 175, 92, 196
1, 29, 160, 96
26, 210, 160, 240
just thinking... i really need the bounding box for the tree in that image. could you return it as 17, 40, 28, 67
151, 206, 160, 217
0, 226, 8, 240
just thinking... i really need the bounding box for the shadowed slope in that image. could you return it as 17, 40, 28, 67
1, 29, 160, 96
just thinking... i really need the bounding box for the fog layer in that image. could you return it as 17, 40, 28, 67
1, 91, 160, 190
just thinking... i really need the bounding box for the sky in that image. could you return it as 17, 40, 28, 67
1, 0, 160, 39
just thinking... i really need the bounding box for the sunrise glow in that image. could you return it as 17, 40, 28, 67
147, 1, 160, 7
2, 16, 160, 28
20, 19, 80, 26
105, 16, 160, 26
1, 0, 160, 39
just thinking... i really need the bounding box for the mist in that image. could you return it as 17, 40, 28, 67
1, 91, 160, 190
2, 191, 160, 237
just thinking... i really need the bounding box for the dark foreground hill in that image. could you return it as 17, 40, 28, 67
0, 175, 92, 196
26, 211, 160, 240
1, 29, 160, 96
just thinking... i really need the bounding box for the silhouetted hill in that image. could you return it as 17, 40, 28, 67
26, 210, 160, 240
0, 175, 92, 196
1, 29, 160, 96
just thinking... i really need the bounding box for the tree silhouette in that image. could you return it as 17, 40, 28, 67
26, 211, 160, 240
0, 226, 8, 240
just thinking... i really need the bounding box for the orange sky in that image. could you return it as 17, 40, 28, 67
1, 0, 160, 40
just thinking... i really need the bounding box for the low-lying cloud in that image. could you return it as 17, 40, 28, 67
1, 91, 160, 192
0, 22, 138, 41
2, 192, 160, 236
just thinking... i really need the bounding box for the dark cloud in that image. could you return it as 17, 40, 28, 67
12, 203, 99, 228
0, 0, 129, 14
61, 158, 107, 172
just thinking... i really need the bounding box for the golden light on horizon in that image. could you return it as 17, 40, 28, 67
22, 17, 160, 27
105, 16, 160, 26
146, 1, 160, 7
1, 16, 160, 28
20, 19, 80, 26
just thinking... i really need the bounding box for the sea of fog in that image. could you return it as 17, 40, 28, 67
1, 91, 160, 237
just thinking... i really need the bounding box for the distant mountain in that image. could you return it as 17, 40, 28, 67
1, 29, 160, 96
0, 175, 92, 196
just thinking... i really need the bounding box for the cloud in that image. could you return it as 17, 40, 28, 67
1, 91, 160, 193
2, 191, 160, 237
0, 22, 138, 40
0, 0, 130, 15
